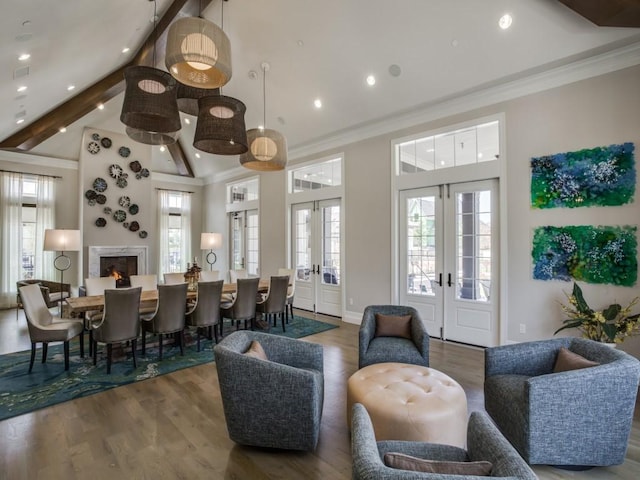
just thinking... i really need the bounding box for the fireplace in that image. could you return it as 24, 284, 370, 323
88, 246, 148, 284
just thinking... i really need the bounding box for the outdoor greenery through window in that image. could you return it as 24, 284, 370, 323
397, 121, 499, 175
289, 157, 342, 193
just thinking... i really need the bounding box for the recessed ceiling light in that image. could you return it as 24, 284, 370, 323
97, 103, 105, 110
160, 145, 166, 152
440, 160, 446, 165
184, 117, 191, 125
366, 75, 376, 86
258, 125, 264, 131
67, 85, 75, 91
195, 153, 201, 158
59, 127, 67, 133
499, 14, 513, 30
478, 152, 484, 158
18, 53, 31, 61
388, 64, 402, 77
314, 98, 322, 109
122, 47, 130, 54
17, 86, 27, 92
16, 118, 25, 124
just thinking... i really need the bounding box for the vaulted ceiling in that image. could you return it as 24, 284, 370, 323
2, 0, 640, 179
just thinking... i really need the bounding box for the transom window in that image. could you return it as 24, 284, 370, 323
227, 177, 259, 204
289, 157, 342, 193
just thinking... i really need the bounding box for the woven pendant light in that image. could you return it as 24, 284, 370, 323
193, 94, 248, 155
120, 66, 181, 145
165, 16, 231, 89
177, 82, 220, 116
239, 62, 288, 171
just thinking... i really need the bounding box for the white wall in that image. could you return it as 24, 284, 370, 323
205, 64, 640, 358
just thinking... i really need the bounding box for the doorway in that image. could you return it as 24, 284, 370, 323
229, 209, 259, 275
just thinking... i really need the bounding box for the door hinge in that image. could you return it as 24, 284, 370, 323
440, 327, 443, 340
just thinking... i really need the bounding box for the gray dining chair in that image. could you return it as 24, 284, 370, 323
220, 277, 260, 331
91, 287, 142, 373
141, 282, 188, 360
256, 275, 289, 332
19, 283, 85, 372
186, 280, 224, 351
84, 276, 116, 355
278, 268, 296, 323
163, 272, 186, 285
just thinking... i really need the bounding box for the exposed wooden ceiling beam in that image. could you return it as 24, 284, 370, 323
0, 0, 214, 177
168, 139, 195, 177
558, 0, 640, 27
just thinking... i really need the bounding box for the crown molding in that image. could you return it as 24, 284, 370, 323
205, 164, 253, 185
288, 41, 640, 161
0, 149, 78, 170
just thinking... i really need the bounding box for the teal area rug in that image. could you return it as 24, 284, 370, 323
0, 315, 337, 421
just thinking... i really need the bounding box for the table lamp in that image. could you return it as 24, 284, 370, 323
43, 229, 81, 313
200, 232, 222, 270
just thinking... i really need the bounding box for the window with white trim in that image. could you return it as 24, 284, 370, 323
289, 157, 342, 193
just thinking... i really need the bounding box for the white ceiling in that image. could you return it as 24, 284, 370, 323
1, 0, 640, 179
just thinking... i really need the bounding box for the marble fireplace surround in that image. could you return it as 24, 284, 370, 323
88, 245, 148, 278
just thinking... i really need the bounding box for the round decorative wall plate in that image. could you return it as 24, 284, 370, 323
118, 146, 131, 158
91, 133, 100, 141
87, 141, 100, 154
128, 204, 139, 215
95, 217, 106, 227
93, 177, 107, 192
113, 210, 127, 223
123, 222, 129, 229
109, 164, 123, 179
88, 198, 96, 206
116, 177, 128, 188
101, 137, 112, 148
95, 194, 107, 205
119, 196, 130, 207
129, 221, 140, 232
85, 189, 97, 200
103, 207, 112, 215
129, 160, 142, 173
141, 168, 150, 178
139, 230, 148, 239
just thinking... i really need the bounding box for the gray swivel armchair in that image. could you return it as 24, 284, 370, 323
256, 275, 289, 331
185, 280, 223, 350
359, 305, 429, 368
484, 337, 640, 467
214, 330, 324, 451
19, 283, 85, 372
141, 283, 188, 360
220, 277, 259, 331
91, 287, 142, 373
351, 403, 537, 479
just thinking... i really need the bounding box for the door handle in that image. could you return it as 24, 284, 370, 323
316, 265, 321, 275
437, 273, 442, 287
447, 273, 452, 287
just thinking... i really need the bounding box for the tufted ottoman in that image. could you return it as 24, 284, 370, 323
347, 362, 468, 447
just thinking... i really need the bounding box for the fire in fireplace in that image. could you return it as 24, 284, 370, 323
100, 256, 138, 288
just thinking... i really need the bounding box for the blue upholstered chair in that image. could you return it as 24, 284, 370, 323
214, 330, 324, 451
484, 338, 640, 467
351, 403, 537, 479
359, 305, 429, 369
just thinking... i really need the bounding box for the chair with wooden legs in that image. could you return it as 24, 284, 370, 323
19, 283, 85, 372
278, 268, 296, 323
91, 287, 142, 373
220, 277, 259, 331
186, 280, 224, 351
84, 276, 116, 355
141, 283, 188, 360
256, 275, 289, 332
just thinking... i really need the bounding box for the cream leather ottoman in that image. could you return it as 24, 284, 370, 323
347, 362, 468, 447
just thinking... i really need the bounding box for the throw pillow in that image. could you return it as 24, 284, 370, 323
384, 453, 493, 476
244, 340, 268, 361
374, 313, 412, 339
553, 347, 599, 373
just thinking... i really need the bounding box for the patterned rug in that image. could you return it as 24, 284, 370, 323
0, 315, 338, 421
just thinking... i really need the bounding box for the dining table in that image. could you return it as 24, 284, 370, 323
64, 279, 271, 317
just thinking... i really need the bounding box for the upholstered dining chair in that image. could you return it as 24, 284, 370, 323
200, 270, 220, 282
84, 276, 116, 355
256, 275, 289, 332
141, 283, 188, 360
19, 283, 85, 372
220, 277, 259, 331
130, 274, 158, 291
186, 280, 224, 350
359, 305, 429, 369
229, 268, 248, 284
163, 272, 186, 285
277, 268, 296, 323
91, 287, 142, 373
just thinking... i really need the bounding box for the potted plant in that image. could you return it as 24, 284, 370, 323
555, 282, 640, 344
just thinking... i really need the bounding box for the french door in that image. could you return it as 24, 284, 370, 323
399, 180, 498, 347
230, 209, 259, 275
291, 199, 342, 316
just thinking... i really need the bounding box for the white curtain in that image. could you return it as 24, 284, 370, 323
158, 190, 192, 275
34, 175, 55, 280
0, 172, 23, 308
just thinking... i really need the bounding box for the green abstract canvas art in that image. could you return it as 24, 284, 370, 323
532, 225, 637, 286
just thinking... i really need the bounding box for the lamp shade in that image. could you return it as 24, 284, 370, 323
194, 95, 248, 155
200, 232, 222, 250
239, 128, 288, 171
177, 83, 220, 116
165, 16, 232, 89
43, 229, 81, 252
120, 66, 181, 145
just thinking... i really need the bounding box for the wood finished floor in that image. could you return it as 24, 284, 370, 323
1, 307, 639, 479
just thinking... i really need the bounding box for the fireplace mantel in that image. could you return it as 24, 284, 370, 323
88, 246, 148, 278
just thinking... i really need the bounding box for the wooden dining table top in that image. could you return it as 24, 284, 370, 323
65, 279, 271, 315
